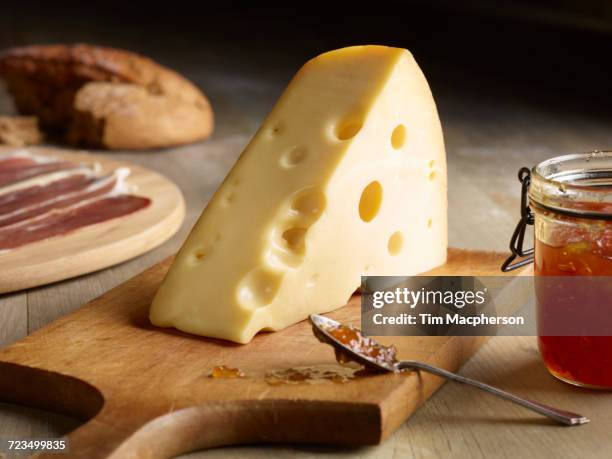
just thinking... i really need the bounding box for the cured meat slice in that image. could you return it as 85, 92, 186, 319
0, 155, 38, 171
0, 173, 119, 228
0, 173, 92, 213
0, 151, 97, 193
0, 195, 151, 251
0, 160, 83, 187
0, 150, 150, 253
0, 150, 52, 172
0, 167, 94, 196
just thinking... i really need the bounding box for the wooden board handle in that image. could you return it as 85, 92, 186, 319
31, 399, 381, 458
0, 362, 381, 458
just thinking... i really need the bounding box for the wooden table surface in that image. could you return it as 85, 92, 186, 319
1, 11, 612, 458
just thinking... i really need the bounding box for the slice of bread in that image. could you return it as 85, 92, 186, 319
0, 116, 43, 146
0, 44, 213, 150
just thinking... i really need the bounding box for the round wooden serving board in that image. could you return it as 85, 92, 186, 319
0, 146, 185, 294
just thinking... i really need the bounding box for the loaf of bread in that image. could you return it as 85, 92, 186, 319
0, 44, 213, 150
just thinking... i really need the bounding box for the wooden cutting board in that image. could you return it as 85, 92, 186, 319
0, 146, 185, 294
0, 249, 528, 459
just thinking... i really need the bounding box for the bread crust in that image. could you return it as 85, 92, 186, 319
71, 82, 212, 150
0, 44, 213, 149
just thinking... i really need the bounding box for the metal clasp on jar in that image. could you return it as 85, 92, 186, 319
501, 167, 534, 272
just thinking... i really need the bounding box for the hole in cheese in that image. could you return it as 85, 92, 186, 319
222, 192, 236, 206
291, 188, 326, 219
270, 123, 283, 137
359, 181, 383, 222
307, 274, 319, 287
266, 243, 303, 269
194, 248, 207, 262
237, 267, 282, 309
280, 146, 308, 168
428, 170, 436, 181
429, 160, 435, 168
282, 227, 307, 254
387, 231, 403, 256
427, 218, 433, 228
335, 119, 363, 140
391, 124, 406, 150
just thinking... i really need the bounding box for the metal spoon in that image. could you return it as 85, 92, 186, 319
310, 314, 589, 426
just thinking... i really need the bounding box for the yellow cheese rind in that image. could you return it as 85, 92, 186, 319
150, 45, 447, 343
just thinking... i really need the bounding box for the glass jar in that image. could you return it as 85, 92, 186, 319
505, 151, 612, 388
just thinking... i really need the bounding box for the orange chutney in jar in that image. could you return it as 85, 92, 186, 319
529, 152, 612, 388
535, 218, 612, 387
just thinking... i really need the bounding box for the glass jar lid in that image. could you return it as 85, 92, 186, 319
529, 151, 612, 219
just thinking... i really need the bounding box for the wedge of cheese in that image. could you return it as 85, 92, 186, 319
150, 45, 447, 343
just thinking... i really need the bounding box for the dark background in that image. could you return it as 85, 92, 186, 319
1, 0, 611, 115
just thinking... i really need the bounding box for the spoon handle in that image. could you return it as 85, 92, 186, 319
396, 360, 589, 426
